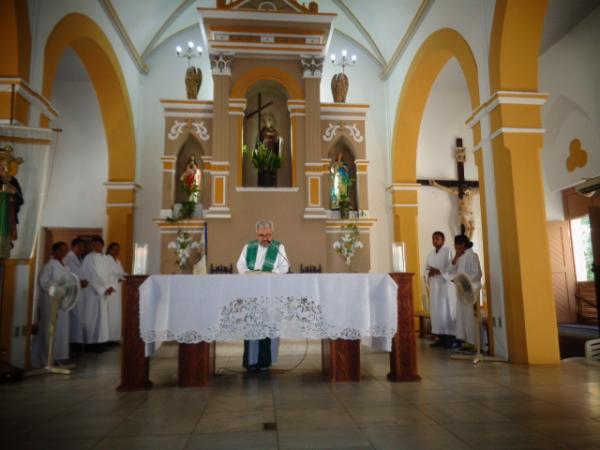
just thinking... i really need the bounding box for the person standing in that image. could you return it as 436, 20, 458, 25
30, 242, 71, 368
64, 238, 88, 346
443, 234, 482, 349
106, 242, 126, 342
236, 219, 289, 372
425, 231, 456, 348
81, 236, 114, 346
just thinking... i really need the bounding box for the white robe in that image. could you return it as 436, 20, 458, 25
107, 256, 126, 341
426, 246, 456, 335
30, 259, 70, 368
81, 252, 114, 343
444, 248, 482, 345
236, 242, 289, 365
64, 251, 85, 343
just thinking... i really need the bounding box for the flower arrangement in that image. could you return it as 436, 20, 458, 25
333, 223, 364, 266
167, 230, 202, 270
243, 142, 283, 172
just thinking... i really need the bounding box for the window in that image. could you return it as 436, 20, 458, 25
571, 215, 594, 281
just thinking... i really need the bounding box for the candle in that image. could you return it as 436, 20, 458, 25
133, 243, 148, 275
392, 242, 406, 272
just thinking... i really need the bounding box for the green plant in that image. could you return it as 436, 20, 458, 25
243, 143, 283, 172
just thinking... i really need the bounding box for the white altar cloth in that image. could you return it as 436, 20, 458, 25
139, 273, 398, 356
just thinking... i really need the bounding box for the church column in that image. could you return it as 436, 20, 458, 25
490, 93, 559, 364
288, 100, 305, 188
389, 183, 423, 315
206, 53, 233, 219
229, 98, 246, 187
105, 181, 139, 272
160, 155, 176, 217
355, 159, 369, 214
301, 56, 327, 218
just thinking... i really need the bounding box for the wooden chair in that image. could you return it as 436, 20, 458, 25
576, 281, 598, 325
210, 264, 233, 274
300, 264, 322, 273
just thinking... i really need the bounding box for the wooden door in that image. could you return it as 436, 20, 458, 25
42, 227, 102, 263
589, 206, 600, 331
547, 221, 578, 323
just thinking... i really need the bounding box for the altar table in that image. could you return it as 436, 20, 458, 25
118, 273, 419, 390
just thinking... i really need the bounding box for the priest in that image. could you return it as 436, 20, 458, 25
81, 236, 114, 346
236, 219, 289, 372
64, 238, 88, 345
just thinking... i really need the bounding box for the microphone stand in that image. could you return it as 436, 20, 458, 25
268, 242, 292, 273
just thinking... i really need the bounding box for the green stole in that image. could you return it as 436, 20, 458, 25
0, 192, 11, 258
245, 240, 281, 272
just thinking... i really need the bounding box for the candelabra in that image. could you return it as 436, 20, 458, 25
330, 49, 357, 103
176, 41, 203, 99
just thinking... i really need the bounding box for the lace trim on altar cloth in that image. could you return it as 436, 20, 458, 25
140, 295, 396, 344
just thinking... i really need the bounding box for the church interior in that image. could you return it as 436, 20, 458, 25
1, 0, 600, 448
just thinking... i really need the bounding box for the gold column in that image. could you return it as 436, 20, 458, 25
105, 182, 139, 272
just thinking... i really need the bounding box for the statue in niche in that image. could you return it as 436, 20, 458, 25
180, 154, 202, 203
330, 153, 352, 210
0, 145, 24, 257
258, 113, 283, 156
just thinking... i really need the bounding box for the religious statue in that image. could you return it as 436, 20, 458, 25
0, 145, 24, 258
180, 154, 201, 203
429, 180, 478, 239
258, 113, 283, 156
330, 153, 352, 210
185, 66, 202, 100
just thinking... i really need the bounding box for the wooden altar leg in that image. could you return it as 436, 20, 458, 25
321, 339, 360, 382
388, 273, 421, 382
178, 342, 215, 387
118, 275, 153, 391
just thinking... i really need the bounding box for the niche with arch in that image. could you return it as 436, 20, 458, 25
175, 136, 208, 211
242, 80, 291, 187
328, 139, 357, 211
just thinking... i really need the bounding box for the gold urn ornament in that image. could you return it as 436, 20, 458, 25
331, 73, 349, 103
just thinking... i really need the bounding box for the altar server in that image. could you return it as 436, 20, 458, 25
81, 236, 114, 344
30, 242, 71, 368
106, 242, 126, 342
443, 234, 482, 348
236, 219, 289, 371
425, 231, 456, 348
64, 238, 88, 344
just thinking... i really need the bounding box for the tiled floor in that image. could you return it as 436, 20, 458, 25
2, 340, 600, 449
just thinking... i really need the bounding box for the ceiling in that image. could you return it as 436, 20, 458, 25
55, 0, 600, 83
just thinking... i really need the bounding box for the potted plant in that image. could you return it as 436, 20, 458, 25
243, 143, 283, 187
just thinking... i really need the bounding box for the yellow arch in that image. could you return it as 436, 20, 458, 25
42, 13, 136, 270
390, 28, 481, 326
42, 13, 136, 182
489, 0, 547, 91
392, 28, 480, 183
231, 66, 303, 100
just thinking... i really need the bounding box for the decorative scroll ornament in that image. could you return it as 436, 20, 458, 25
322, 122, 341, 142
343, 123, 364, 143
322, 122, 364, 143
209, 53, 234, 75
300, 55, 324, 78
168, 120, 210, 141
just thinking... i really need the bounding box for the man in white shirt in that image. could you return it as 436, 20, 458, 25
64, 238, 88, 346
236, 219, 289, 371
81, 236, 114, 347
425, 231, 456, 348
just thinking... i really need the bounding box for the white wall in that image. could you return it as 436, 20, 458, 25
41, 79, 107, 229
540, 6, 600, 221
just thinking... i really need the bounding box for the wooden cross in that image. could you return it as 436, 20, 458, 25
244, 93, 274, 135
417, 137, 480, 235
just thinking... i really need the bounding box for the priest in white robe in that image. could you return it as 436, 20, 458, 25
236, 219, 289, 371
30, 241, 71, 368
106, 242, 126, 342
443, 234, 482, 348
425, 231, 456, 348
81, 236, 114, 344
64, 238, 88, 344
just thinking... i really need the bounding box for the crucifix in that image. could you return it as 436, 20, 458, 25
417, 138, 480, 238
244, 93, 273, 135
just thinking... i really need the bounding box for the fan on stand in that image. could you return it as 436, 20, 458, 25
450, 272, 505, 365
30, 272, 80, 375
